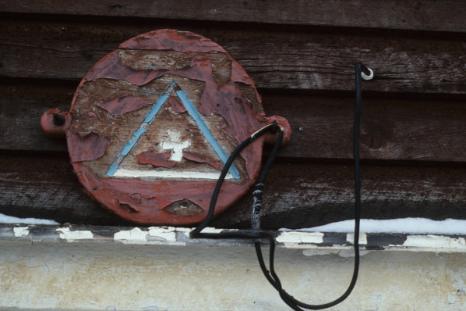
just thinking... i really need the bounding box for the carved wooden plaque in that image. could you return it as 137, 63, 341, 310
42, 29, 290, 225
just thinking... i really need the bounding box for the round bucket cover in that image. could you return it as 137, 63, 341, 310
56, 29, 289, 225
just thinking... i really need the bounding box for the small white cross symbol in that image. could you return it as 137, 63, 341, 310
161, 130, 191, 162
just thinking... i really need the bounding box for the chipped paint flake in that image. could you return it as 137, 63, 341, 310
148, 227, 177, 242
13, 226, 29, 237
200, 227, 222, 234
114, 227, 148, 243
114, 227, 185, 245
401, 235, 466, 251
56, 228, 93, 241
276, 231, 324, 246
0, 212, 58, 225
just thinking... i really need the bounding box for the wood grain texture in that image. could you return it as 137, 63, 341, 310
0, 0, 465, 33
1, 153, 465, 228
2, 83, 466, 162
0, 4, 465, 226
1, 20, 465, 94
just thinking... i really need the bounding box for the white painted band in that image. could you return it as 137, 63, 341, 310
114, 168, 234, 180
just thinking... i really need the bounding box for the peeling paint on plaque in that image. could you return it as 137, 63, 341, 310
42, 29, 291, 225
105, 81, 240, 180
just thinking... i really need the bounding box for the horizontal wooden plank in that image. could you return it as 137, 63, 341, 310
1, 153, 465, 228
0, 153, 129, 226
271, 93, 466, 161
1, 20, 465, 94
0, 83, 72, 153
0, 0, 465, 33
1, 83, 466, 162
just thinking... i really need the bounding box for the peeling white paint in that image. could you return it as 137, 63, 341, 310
13, 226, 29, 237
148, 227, 177, 242
114, 228, 148, 243
3, 222, 466, 255
401, 235, 466, 250
0, 212, 58, 225
346, 233, 367, 245
56, 228, 93, 241
111, 227, 243, 245
200, 227, 224, 234
114, 227, 186, 245
276, 231, 324, 246
304, 218, 466, 235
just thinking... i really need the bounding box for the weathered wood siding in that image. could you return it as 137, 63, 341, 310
0, 1, 465, 228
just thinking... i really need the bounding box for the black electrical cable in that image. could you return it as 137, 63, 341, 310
250, 63, 365, 310
190, 122, 281, 240
191, 63, 370, 309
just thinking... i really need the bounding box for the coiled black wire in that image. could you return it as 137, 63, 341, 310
191, 63, 369, 309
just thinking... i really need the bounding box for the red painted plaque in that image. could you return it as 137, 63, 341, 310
41, 29, 291, 225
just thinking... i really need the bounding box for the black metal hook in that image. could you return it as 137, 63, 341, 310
359, 63, 375, 80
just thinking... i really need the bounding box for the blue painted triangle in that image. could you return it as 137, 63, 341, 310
106, 81, 241, 180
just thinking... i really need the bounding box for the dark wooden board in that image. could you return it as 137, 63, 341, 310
270, 93, 466, 162
1, 20, 466, 94
0, 4, 465, 228
220, 161, 466, 229
1, 153, 465, 228
2, 83, 466, 162
1, 0, 465, 33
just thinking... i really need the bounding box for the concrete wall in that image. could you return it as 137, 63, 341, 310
1, 239, 465, 311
